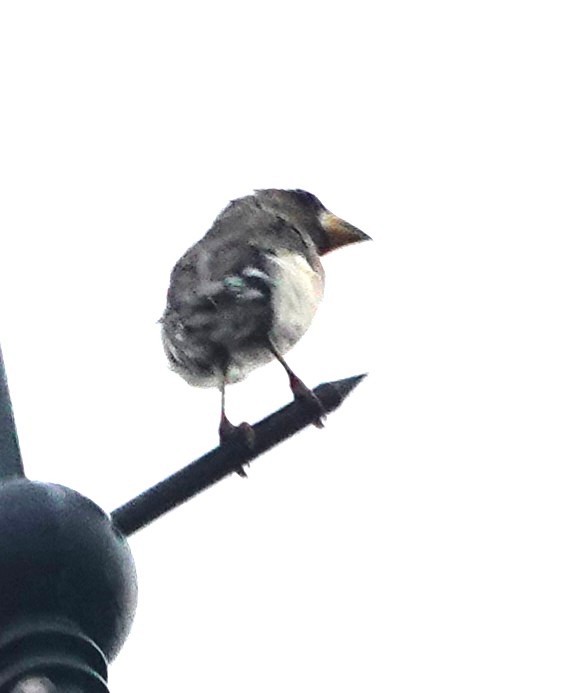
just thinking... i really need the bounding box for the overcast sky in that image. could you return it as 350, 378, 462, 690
1, 2, 587, 691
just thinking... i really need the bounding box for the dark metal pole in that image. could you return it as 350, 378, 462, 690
0, 481, 137, 693
0, 343, 136, 691
0, 344, 24, 480
111, 373, 366, 536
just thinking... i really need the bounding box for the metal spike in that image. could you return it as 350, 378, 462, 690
111, 373, 368, 536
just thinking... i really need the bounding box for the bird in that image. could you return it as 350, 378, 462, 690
161, 188, 370, 459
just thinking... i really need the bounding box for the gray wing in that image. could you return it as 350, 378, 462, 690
161, 237, 275, 379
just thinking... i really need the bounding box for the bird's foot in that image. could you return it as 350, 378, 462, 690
219, 417, 255, 477
289, 375, 326, 428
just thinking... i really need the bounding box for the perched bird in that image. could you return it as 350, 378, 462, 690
161, 189, 370, 449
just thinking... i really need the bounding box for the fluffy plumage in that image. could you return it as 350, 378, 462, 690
161, 188, 370, 444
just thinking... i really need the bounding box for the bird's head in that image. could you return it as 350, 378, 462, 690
254, 189, 371, 255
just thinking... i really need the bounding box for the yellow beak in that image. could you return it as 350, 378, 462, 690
320, 211, 372, 253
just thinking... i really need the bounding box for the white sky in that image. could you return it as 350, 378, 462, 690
1, 1, 587, 691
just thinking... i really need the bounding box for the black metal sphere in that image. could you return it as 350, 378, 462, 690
0, 480, 137, 662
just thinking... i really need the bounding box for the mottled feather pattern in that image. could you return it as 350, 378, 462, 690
162, 250, 277, 386
161, 189, 368, 391
161, 195, 328, 387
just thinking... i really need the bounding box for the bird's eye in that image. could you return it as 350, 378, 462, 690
293, 189, 321, 207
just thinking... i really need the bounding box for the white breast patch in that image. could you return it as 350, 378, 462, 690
266, 250, 325, 354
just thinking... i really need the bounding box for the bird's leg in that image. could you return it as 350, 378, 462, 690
218, 376, 254, 477
218, 376, 233, 439
268, 342, 325, 428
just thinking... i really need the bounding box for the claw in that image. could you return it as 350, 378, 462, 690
267, 341, 326, 428
289, 375, 326, 428
219, 417, 255, 477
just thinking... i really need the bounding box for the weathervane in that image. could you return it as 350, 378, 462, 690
0, 188, 370, 691
0, 344, 365, 692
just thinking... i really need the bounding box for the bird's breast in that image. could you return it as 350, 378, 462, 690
265, 250, 325, 353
